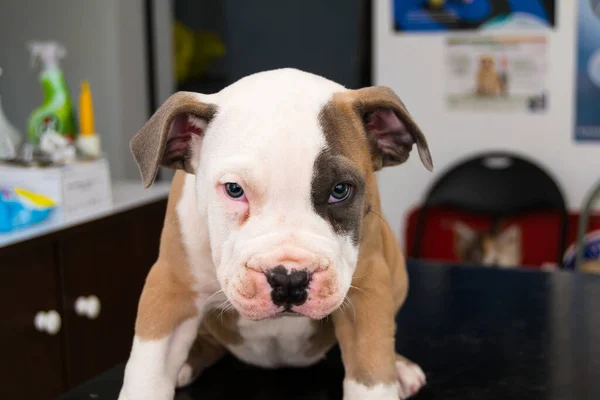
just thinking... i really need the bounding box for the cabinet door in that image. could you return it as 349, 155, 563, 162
0, 242, 66, 400
59, 200, 166, 388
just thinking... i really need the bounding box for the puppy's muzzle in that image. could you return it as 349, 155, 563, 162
266, 266, 311, 308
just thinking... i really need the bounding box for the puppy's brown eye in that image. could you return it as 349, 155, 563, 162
225, 182, 244, 199
329, 183, 351, 203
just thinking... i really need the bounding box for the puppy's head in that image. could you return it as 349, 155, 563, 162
131, 69, 432, 320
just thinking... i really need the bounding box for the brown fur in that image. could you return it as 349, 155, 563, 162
131, 92, 217, 188
319, 89, 417, 386
476, 55, 501, 96
135, 172, 198, 340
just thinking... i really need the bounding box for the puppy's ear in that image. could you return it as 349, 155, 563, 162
131, 92, 217, 188
453, 221, 476, 250
497, 225, 521, 249
353, 86, 433, 172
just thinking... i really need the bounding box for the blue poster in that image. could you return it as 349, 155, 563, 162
393, 0, 556, 32
574, 0, 600, 141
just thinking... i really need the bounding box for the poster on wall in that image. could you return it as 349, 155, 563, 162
445, 36, 548, 112
574, 0, 600, 141
393, 0, 556, 32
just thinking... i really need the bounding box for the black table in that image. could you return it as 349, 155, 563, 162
59, 262, 600, 400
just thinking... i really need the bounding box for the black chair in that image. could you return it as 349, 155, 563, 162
412, 151, 568, 266
575, 180, 600, 269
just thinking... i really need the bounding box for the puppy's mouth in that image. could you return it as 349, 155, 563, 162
274, 309, 302, 318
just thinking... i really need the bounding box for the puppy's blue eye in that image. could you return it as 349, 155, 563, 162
225, 183, 244, 199
328, 183, 351, 203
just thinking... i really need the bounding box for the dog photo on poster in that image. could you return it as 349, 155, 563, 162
574, 0, 600, 141
445, 36, 548, 112
393, 0, 556, 32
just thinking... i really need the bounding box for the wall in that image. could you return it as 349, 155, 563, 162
374, 1, 600, 247
0, 0, 156, 180
222, 0, 363, 88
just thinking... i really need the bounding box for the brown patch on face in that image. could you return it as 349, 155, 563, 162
315, 93, 377, 244
135, 171, 200, 340
315, 87, 432, 245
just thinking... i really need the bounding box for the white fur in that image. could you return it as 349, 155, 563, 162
343, 380, 400, 400
118, 317, 200, 400
177, 174, 222, 300
182, 69, 360, 319
229, 316, 322, 368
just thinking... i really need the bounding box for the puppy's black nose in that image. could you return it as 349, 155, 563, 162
266, 266, 310, 307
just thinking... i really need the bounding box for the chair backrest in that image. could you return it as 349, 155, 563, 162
412, 152, 568, 264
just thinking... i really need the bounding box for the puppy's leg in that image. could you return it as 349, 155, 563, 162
118, 263, 207, 400
176, 328, 226, 387
334, 258, 423, 400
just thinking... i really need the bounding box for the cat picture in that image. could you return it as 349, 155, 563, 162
452, 221, 522, 268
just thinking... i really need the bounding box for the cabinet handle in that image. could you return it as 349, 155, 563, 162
34, 310, 62, 335
75, 295, 101, 320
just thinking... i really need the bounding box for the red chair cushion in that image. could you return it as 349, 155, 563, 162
404, 207, 600, 268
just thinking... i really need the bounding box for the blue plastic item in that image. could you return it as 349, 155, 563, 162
563, 230, 600, 270
0, 186, 56, 232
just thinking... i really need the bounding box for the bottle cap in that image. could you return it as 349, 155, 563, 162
79, 80, 95, 136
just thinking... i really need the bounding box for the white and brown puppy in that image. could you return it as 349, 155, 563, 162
119, 69, 433, 400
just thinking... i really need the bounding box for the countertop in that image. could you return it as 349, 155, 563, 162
59, 261, 600, 400
0, 180, 171, 249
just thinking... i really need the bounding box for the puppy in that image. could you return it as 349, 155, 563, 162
119, 69, 433, 400
476, 54, 501, 96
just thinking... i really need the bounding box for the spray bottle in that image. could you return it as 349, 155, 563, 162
0, 67, 23, 160
26, 41, 77, 145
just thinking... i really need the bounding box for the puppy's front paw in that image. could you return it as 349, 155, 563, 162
396, 356, 426, 399
176, 362, 203, 388
343, 379, 399, 400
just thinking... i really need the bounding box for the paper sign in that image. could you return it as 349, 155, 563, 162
445, 35, 548, 113
574, 0, 600, 141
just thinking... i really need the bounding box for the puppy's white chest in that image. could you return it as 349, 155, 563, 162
228, 316, 322, 368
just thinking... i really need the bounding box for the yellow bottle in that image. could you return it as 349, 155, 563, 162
76, 81, 101, 158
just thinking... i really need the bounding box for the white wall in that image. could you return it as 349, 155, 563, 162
0, 0, 168, 181
374, 1, 600, 247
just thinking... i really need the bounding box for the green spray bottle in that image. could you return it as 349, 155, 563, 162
26, 42, 77, 145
